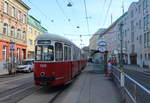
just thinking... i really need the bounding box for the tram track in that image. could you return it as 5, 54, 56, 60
0, 80, 41, 103
49, 88, 65, 103
125, 69, 150, 90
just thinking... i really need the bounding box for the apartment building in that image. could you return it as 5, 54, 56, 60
27, 15, 47, 59
89, 28, 106, 50
124, 0, 150, 67
0, 0, 30, 63
100, 0, 150, 68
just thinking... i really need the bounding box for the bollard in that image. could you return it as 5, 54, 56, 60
120, 72, 125, 87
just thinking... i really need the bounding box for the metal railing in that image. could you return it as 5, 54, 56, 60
112, 68, 150, 103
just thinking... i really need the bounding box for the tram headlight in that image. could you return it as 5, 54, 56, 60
40, 72, 46, 77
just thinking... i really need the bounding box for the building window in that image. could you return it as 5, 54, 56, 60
144, 33, 147, 47
29, 39, 33, 46
17, 48, 20, 61
29, 27, 32, 33
139, 19, 141, 29
131, 44, 135, 53
17, 29, 21, 39
4, 2, 8, 14
2, 45, 7, 61
148, 53, 150, 60
11, 7, 15, 17
131, 20, 134, 31
148, 32, 150, 46
131, 32, 134, 42
144, 16, 149, 31
23, 14, 26, 23
18, 11, 21, 21
139, 35, 142, 44
143, 0, 148, 14
140, 54, 142, 59
11, 26, 15, 37
138, 5, 141, 13
3, 23, 8, 35
22, 31, 26, 40
131, 10, 134, 18
145, 54, 147, 60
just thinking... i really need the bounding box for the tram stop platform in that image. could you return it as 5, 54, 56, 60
54, 63, 122, 103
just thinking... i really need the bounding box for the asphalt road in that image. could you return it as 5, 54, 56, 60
0, 72, 66, 103
0, 63, 119, 103
125, 69, 150, 90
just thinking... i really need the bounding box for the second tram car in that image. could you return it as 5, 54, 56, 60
34, 33, 87, 86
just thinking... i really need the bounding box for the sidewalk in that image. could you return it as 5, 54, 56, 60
54, 63, 122, 103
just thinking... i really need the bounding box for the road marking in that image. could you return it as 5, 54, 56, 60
0, 75, 33, 85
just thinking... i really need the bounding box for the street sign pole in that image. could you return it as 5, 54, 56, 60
10, 42, 15, 75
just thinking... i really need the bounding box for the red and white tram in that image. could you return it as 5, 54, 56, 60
34, 33, 87, 86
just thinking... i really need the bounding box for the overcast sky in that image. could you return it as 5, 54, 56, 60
23, 0, 138, 48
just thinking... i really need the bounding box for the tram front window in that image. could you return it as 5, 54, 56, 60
35, 45, 54, 61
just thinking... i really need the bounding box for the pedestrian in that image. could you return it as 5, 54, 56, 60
107, 60, 112, 76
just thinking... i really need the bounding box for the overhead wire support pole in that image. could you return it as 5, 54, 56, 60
119, 23, 124, 72
83, 0, 90, 34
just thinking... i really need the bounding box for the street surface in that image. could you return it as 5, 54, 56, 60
0, 63, 122, 103
125, 68, 150, 90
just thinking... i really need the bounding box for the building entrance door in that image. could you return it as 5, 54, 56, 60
130, 55, 137, 65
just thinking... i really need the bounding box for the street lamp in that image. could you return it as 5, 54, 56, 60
67, 2, 73, 7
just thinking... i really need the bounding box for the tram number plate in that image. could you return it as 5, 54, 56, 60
40, 64, 47, 68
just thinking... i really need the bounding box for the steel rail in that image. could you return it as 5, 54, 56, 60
124, 73, 150, 95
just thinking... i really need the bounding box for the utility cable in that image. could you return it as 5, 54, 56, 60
83, 0, 90, 35
102, 0, 112, 27
27, 0, 49, 20
55, 0, 74, 27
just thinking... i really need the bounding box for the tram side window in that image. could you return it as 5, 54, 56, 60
73, 47, 78, 60
68, 47, 71, 60
64, 46, 67, 61
64, 46, 71, 61
55, 42, 63, 61
35, 45, 54, 61
35, 46, 42, 61
42, 46, 54, 61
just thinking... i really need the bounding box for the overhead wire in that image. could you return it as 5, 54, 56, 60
102, 0, 112, 27
83, 0, 90, 35
27, 0, 54, 31
27, 0, 49, 20
55, 0, 75, 27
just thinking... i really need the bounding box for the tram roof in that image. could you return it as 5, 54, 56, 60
36, 33, 75, 46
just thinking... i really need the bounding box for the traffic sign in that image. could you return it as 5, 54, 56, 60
99, 47, 106, 53
10, 42, 15, 50
98, 41, 107, 46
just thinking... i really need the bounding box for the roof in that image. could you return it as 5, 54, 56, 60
16, 0, 30, 10
28, 15, 48, 32
36, 33, 74, 46
102, 12, 127, 35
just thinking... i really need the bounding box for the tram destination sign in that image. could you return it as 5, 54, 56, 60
98, 41, 107, 46
37, 40, 51, 44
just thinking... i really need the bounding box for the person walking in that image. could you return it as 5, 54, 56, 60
107, 60, 112, 76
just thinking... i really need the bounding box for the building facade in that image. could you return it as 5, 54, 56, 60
100, 0, 150, 68
0, 0, 30, 63
89, 28, 106, 50
27, 15, 47, 59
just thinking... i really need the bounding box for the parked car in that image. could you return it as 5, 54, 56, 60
16, 59, 34, 73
